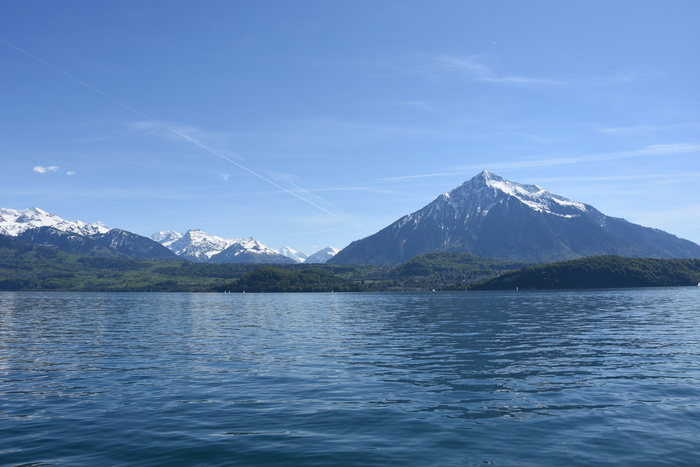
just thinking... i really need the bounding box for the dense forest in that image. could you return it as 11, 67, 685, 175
470, 255, 700, 290
209, 266, 364, 293
0, 236, 527, 292
2, 234, 699, 292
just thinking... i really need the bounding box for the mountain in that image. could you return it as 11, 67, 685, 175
279, 246, 308, 263
1, 207, 175, 261
17, 226, 120, 257
152, 229, 298, 264
0, 207, 109, 237
306, 246, 340, 263
154, 229, 234, 262
150, 230, 183, 248
91, 229, 178, 261
1, 207, 299, 264
329, 171, 700, 266
210, 238, 296, 264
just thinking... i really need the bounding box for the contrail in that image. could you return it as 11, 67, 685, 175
0, 35, 344, 220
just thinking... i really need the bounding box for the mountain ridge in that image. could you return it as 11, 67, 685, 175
0, 206, 335, 264
0, 207, 109, 237
329, 171, 700, 266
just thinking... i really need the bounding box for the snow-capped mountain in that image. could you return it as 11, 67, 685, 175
1, 207, 312, 264
330, 170, 700, 266
150, 230, 183, 248
153, 229, 235, 262
92, 229, 178, 260
279, 246, 308, 263
210, 238, 296, 264
1, 208, 176, 260
0, 207, 109, 237
306, 246, 340, 263
152, 229, 296, 264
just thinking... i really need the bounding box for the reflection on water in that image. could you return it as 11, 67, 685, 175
1, 289, 700, 466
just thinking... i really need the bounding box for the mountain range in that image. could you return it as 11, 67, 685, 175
329, 171, 700, 266
0, 207, 337, 263
4, 171, 700, 267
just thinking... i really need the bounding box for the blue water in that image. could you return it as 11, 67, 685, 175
2, 289, 700, 466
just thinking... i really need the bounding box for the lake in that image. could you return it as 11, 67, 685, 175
2, 289, 699, 466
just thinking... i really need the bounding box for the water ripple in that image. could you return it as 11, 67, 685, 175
2, 289, 700, 466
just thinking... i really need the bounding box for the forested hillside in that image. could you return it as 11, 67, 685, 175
470, 256, 700, 290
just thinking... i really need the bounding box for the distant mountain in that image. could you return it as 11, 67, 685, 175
0, 207, 109, 237
152, 229, 296, 264
329, 171, 700, 266
1, 207, 308, 264
306, 246, 340, 264
279, 246, 308, 263
17, 226, 120, 257
154, 229, 234, 262
210, 238, 296, 264
150, 230, 183, 247
1, 208, 176, 261
92, 229, 178, 261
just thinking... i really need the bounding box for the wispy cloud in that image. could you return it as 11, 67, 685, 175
437, 56, 563, 85
66, 170, 76, 176
127, 120, 236, 148
435, 56, 660, 88
391, 100, 436, 111
128, 119, 359, 222
598, 122, 700, 136
534, 172, 700, 184
33, 165, 60, 173
382, 143, 700, 182
0, 186, 205, 200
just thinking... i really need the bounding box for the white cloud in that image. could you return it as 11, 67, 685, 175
33, 165, 60, 173
438, 56, 562, 85
66, 171, 76, 176
436, 57, 659, 88
381, 143, 700, 182
598, 122, 700, 136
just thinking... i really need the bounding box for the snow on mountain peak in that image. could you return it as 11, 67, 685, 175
446, 171, 588, 218
150, 230, 183, 247
151, 228, 288, 262
0, 207, 110, 236
279, 246, 308, 263
234, 237, 278, 255
159, 229, 236, 261
306, 246, 340, 263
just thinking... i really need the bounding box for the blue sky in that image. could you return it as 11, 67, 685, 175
1, 1, 699, 254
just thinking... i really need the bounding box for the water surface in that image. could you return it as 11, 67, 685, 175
2, 289, 699, 465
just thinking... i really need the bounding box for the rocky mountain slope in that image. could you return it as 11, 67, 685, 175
329, 171, 700, 266
306, 246, 341, 263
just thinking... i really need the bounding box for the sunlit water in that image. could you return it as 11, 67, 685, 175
2, 289, 700, 466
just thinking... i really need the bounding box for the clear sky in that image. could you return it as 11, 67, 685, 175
1, 1, 699, 254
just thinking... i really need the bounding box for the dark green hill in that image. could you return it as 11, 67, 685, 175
392, 252, 528, 277
0, 234, 257, 291
0, 237, 524, 292
210, 266, 364, 293
8, 233, 696, 293
470, 255, 700, 290
381, 251, 529, 291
